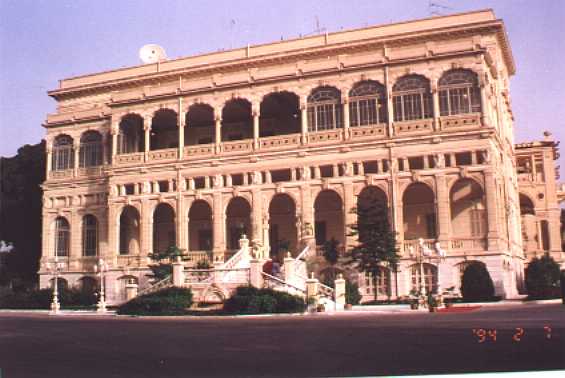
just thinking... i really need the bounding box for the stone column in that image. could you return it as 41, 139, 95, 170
342, 96, 350, 139
484, 169, 500, 250
300, 98, 308, 144
432, 82, 440, 131
343, 182, 356, 249
435, 174, 450, 250
300, 185, 315, 249
251, 189, 263, 247
140, 200, 152, 257
73, 141, 80, 177
111, 129, 118, 163
384, 66, 394, 137
480, 82, 488, 126
177, 196, 186, 251
283, 253, 294, 284
143, 115, 151, 162
252, 103, 260, 150
46, 145, 52, 179
306, 274, 319, 308
107, 204, 119, 264
215, 113, 222, 154
212, 192, 224, 262
178, 105, 185, 160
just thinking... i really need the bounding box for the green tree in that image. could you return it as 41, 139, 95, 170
525, 254, 561, 299
347, 195, 399, 301
321, 238, 340, 283
0, 142, 45, 288
461, 262, 495, 302
147, 245, 186, 282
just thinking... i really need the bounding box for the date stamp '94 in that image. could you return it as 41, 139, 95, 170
472, 326, 553, 343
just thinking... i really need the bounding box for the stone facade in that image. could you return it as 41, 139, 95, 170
39, 10, 562, 303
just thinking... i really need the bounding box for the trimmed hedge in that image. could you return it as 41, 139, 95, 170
117, 287, 193, 316
0, 287, 97, 309
461, 262, 495, 302
223, 286, 306, 314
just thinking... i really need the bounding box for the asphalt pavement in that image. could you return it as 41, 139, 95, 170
1, 303, 564, 377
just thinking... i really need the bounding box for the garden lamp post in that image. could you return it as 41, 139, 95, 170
93, 258, 108, 312
48, 256, 66, 313
409, 242, 427, 297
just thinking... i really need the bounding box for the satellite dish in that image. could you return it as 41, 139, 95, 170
139, 44, 167, 64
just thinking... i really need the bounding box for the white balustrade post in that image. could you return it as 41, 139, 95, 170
283, 252, 294, 284
172, 257, 185, 287
306, 273, 319, 311
334, 274, 346, 311
249, 259, 264, 288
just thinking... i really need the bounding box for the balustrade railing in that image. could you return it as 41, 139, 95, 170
148, 148, 178, 161
402, 239, 435, 254
393, 119, 433, 136
439, 113, 481, 129
184, 269, 214, 284
78, 166, 103, 177
49, 169, 74, 180
115, 152, 144, 165
309, 129, 343, 144
222, 140, 253, 153
349, 124, 386, 139
185, 251, 211, 265
184, 143, 215, 157
259, 134, 301, 150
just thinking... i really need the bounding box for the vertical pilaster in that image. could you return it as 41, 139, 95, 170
212, 192, 224, 262
300, 97, 308, 144
252, 103, 260, 150
343, 182, 355, 249
484, 169, 500, 250
107, 205, 118, 263
435, 174, 450, 250
251, 189, 263, 246
73, 141, 80, 177
143, 115, 151, 162
384, 66, 394, 137
342, 96, 350, 139
111, 130, 118, 163
178, 99, 185, 160
431, 80, 440, 131
141, 200, 152, 257
215, 108, 222, 154
46, 145, 52, 179
300, 185, 315, 249
177, 196, 186, 251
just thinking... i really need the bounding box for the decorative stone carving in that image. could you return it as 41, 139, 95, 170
433, 153, 445, 168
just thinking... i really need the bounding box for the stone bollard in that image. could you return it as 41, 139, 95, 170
172, 259, 185, 287
334, 274, 346, 311
125, 280, 139, 301
283, 252, 294, 285
306, 273, 319, 312
249, 259, 264, 288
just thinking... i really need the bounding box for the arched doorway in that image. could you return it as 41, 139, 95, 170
269, 194, 298, 258
314, 190, 344, 248
188, 200, 213, 252
225, 197, 252, 251
450, 178, 486, 239
153, 203, 176, 254
403, 183, 436, 240
119, 206, 140, 255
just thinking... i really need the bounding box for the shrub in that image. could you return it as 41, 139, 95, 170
0, 288, 52, 309
117, 287, 193, 316
461, 262, 495, 302
345, 280, 362, 305
223, 286, 306, 314
525, 255, 561, 299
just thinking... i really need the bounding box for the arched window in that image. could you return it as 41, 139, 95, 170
349, 81, 387, 126
52, 135, 74, 171
82, 215, 98, 256
54, 217, 70, 257
392, 75, 432, 122
438, 69, 481, 116
118, 114, 144, 154
79, 131, 103, 167
411, 263, 438, 294
307, 87, 342, 132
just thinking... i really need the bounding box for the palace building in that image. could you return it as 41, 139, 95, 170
40, 9, 564, 304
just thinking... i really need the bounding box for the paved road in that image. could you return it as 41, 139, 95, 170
1, 304, 564, 378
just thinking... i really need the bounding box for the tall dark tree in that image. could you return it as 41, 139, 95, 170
347, 193, 399, 300
321, 238, 340, 284
0, 141, 45, 288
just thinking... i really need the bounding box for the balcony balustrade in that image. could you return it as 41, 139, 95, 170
439, 113, 481, 130
148, 148, 178, 161
309, 129, 343, 144
393, 119, 434, 136
49, 169, 74, 180
184, 143, 215, 158
349, 124, 387, 140
259, 133, 301, 150
115, 152, 144, 165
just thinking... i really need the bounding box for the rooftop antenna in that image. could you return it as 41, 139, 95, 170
428, 1, 452, 16
303, 16, 327, 37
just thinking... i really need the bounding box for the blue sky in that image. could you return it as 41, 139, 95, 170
1, 0, 564, 173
